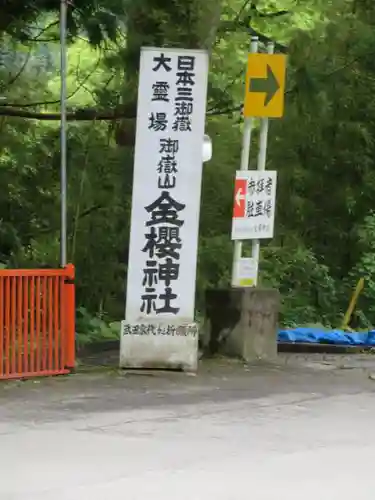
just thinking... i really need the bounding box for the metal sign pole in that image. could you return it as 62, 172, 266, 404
251, 41, 274, 286
60, 0, 68, 267
231, 36, 259, 286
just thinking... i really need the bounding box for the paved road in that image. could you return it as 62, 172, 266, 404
1, 357, 375, 500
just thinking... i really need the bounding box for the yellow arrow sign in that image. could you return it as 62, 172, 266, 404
244, 53, 287, 118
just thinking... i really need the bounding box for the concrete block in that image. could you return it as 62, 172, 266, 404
205, 288, 280, 362
119, 322, 199, 372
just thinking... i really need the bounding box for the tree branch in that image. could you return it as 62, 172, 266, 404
79, 204, 103, 219
217, 21, 288, 52
234, 0, 253, 23
20, 36, 60, 42
218, 0, 290, 53
0, 105, 136, 121
0, 101, 239, 121
2, 55, 103, 108
255, 9, 290, 18
2, 58, 352, 122
3, 46, 32, 89
207, 105, 242, 116
19, 20, 59, 42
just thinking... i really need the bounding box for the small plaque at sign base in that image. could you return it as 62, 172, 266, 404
119, 321, 199, 372
232, 257, 258, 288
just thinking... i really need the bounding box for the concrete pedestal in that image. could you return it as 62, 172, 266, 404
205, 288, 280, 362
119, 322, 199, 372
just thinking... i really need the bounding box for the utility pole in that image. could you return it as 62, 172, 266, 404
231, 36, 259, 285
231, 37, 285, 287
250, 41, 274, 284
60, 0, 68, 267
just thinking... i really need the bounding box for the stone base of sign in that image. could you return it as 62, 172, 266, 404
205, 288, 279, 362
119, 321, 199, 372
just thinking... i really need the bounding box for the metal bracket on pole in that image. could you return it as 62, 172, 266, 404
231, 36, 259, 287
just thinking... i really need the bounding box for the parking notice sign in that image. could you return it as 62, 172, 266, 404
231, 170, 277, 240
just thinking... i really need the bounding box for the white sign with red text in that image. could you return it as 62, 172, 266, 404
231, 170, 277, 240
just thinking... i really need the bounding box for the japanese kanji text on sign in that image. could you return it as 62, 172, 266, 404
231, 170, 277, 240
125, 47, 209, 323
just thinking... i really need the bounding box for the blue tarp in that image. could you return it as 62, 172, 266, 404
278, 327, 375, 346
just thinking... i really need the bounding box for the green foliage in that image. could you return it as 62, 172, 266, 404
260, 244, 339, 327
0, 0, 124, 46
348, 214, 375, 326
75, 307, 120, 347
2, 0, 375, 346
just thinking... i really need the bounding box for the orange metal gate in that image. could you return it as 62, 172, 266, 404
0, 264, 75, 380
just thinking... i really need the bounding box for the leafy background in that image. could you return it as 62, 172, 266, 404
1, 0, 374, 344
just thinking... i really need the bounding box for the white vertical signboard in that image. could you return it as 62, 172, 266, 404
120, 47, 209, 371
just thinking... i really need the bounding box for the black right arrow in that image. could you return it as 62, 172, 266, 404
249, 65, 279, 106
